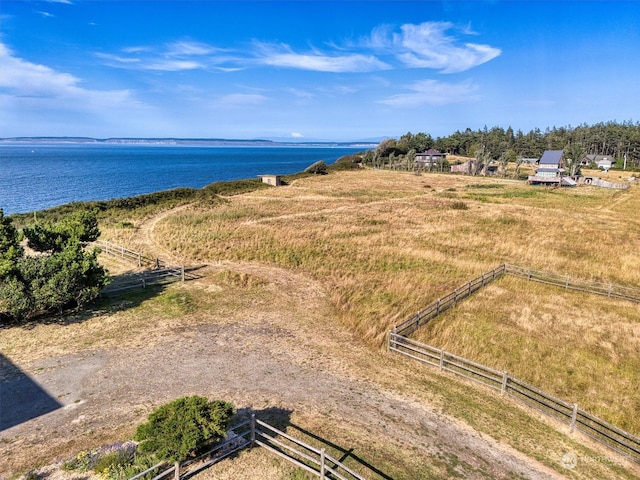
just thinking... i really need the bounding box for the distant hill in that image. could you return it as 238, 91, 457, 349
0, 136, 377, 148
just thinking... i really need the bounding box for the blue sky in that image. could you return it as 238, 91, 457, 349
1, 1, 639, 141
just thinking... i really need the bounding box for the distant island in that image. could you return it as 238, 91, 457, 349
0, 136, 378, 148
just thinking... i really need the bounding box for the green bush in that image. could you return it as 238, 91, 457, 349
134, 396, 234, 462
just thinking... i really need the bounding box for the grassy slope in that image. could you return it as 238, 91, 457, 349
3, 167, 639, 479
141, 168, 639, 474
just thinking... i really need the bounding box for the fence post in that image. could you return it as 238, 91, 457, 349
137, 252, 141, 267
250, 413, 256, 447
501, 371, 508, 396
608, 284, 612, 297
121, 246, 125, 260
173, 462, 180, 480
570, 403, 578, 433
565, 275, 570, 290
320, 448, 326, 478
142, 278, 146, 289
436, 299, 440, 315
181, 265, 185, 282
440, 349, 445, 371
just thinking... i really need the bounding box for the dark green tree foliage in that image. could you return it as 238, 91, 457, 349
134, 396, 235, 462
0, 209, 108, 322
0, 209, 23, 278
24, 209, 100, 253
379, 121, 640, 168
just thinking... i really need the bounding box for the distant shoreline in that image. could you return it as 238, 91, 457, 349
0, 137, 378, 149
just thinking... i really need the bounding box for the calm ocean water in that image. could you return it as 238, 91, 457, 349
0, 144, 365, 215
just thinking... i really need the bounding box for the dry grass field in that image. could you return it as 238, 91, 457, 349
2, 167, 639, 479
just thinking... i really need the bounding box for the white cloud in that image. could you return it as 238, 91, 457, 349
367, 22, 501, 73
0, 43, 148, 134
255, 43, 390, 73
166, 40, 220, 56
378, 79, 479, 107
144, 60, 204, 71
98, 41, 236, 72
290, 132, 304, 138
34, 11, 55, 18
216, 93, 267, 107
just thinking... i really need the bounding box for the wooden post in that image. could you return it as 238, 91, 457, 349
174, 462, 180, 480
439, 349, 445, 371
137, 252, 141, 267
436, 299, 440, 315
565, 275, 570, 289
453, 289, 458, 304
501, 371, 508, 396
320, 448, 326, 478
608, 284, 612, 297
181, 266, 185, 282
250, 413, 256, 447
570, 403, 578, 433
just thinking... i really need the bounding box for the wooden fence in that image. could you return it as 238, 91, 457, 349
393, 264, 507, 337
129, 413, 367, 480
389, 265, 640, 464
95, 240, 185, 296
504, 264, 640, 303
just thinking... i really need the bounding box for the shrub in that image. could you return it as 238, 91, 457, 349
450, 201, 469, 210
304, 161, 328, 174
134, 396, 234, 462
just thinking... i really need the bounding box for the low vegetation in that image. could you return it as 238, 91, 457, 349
2, 167, 639, 479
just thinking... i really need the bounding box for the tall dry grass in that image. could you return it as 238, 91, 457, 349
122, 167, 640, 435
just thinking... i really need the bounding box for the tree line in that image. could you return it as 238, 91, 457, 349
365, 121, 640, 169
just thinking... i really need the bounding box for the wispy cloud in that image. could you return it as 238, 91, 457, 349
254, 42, 390, 73
0, 42, 143, 111
367, 21, 501, 73
165, 40, 222, 56
144, 60, 204, 71
378, 79, 479, 107
97, 21, 499, 76
34, 10, 55, 18
98, 40, 235, 72
216, 93, 267, 107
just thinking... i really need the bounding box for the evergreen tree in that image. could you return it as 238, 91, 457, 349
0, 209, 108, 322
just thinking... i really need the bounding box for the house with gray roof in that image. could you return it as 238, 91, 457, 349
415, 149, 447, 168
582, 154, 615, 171
528, 150, 576, 186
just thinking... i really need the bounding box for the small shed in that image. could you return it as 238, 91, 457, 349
258, 174, 282, 186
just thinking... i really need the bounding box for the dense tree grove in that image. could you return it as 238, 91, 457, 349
0, 209, 108, 322
368, 121, 640, 169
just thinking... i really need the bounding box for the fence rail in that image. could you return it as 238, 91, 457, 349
394, 264, 507, 337
129, 414, 367, 480
505, 264, 640, 303
389, 264, 640, 464
96, 240, 185, 296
